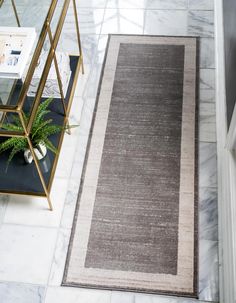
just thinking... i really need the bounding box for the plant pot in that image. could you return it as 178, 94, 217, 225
24, 142, 47, 164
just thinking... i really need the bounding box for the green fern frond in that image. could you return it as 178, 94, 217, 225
1, 123, 24, 132
7, 140, 27, 166
33, 98, 53, 127
32, 119, 53, 139
0, 97, 78, 165
0, 137, 26, 153
42, 138, 58, 154
35, 124, 62, 142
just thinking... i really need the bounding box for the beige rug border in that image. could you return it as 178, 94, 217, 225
63, 35, 198, 296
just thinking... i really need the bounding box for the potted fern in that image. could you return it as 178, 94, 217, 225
0, 98, 71, 167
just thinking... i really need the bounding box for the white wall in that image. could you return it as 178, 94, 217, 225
215, 0, 236, 302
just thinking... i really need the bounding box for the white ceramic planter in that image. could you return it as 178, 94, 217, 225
24, 142, 47, 164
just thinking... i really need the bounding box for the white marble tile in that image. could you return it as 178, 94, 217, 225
64, 8, 105, 35
199, 187, 218, 241
199, 240, 219, 302
74, 63, 102, 100
199, 142, 217, 188
74, 64, 93, 98
57, 30, 104, 66
69, 138, 88, 179
111, 291, 135, 303
3, 178, 69, 227
0, 225, 57, 284
0, 195, 9, 225
188, 10, 214, 37
69, 96, 87, 125
97, 34, 109, 64
0, 282, 45, 303
0, 3, 19, 27
78, 8, 105, 35
55, 133, 79, 179
200, 69, 215, 92
45, 286, 111, 303
199, 38, 215, 68
199, 88, 215, 103
80, 35, 100, 64
199, 101, 216, 142
82, 64, 103, 99
61, 97, 96, 228
77, 0, 107, 8
106, 0, 188, 9
188, 0, 214, 10
60, 179, 80, 229
143, 10, 188, 35
22, 5, 51, 33
49, 228, 71, 286
77, 98, 97, 136
101, 9, 144, 34
57, 34, 99, 65
0, 1, 49, 31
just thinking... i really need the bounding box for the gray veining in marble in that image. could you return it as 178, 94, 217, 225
199, 143, 217, 188
49, 228, 71, 286
188, 10, 214, 37
200, 38, 215, 68
199, 88, 215, 104
199, 187, 218, 241
199, 101, 216, 142
188, 0, 214, 10
0, 282, 45, 303
143, 10, 188, 35
199, 240, 219, 302
106, 0, 188, 9
200, 69, 215, 92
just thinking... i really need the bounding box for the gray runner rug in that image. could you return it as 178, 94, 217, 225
63, 35, 198, 297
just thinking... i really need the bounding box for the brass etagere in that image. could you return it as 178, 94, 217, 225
0, 0, 84, 210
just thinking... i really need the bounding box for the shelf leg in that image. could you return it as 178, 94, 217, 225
72, 0, 84, 75
11, 0, 21, 27
18, 111, 53, 211
27, 137, 53, 211
46, 195, 53, 211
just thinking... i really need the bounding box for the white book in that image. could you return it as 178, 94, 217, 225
0, 27, 36, 79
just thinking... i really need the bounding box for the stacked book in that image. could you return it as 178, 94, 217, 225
0, 27, 36, 79
26, 51, 72, 99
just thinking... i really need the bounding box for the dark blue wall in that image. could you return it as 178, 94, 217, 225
223, 0, 236, 128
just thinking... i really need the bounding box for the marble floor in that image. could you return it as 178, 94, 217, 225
0, 0, 218, 302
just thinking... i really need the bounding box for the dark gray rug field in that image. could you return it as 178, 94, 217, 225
63, 35, 198, 297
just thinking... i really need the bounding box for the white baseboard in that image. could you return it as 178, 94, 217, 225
215, 0, 236, 302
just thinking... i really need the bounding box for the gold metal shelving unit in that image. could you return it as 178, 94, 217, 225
0, 0, 84, 210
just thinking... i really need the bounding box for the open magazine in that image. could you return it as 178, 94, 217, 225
0, 27, 36, 79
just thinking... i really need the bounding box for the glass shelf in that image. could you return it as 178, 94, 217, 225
0, 56, 80, 196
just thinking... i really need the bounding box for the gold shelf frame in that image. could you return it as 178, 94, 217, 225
0, 0, 84, 210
